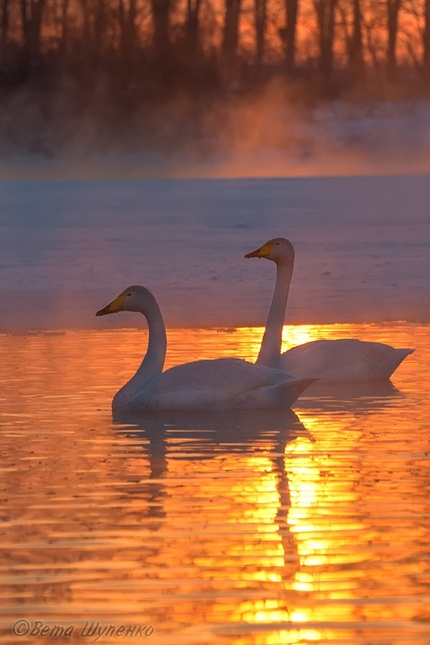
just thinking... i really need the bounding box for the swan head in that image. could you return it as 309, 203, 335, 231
96, 285, 154, 316
245, 237, 295, 265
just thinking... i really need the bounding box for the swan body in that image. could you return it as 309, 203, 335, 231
96, 285, 314, 412
245, 238, 413, 382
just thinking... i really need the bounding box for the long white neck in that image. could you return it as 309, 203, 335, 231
256, 261, 293, 369
113, 294, 167, 407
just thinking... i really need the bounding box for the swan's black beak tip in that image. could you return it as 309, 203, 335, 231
96, 304, 115, 317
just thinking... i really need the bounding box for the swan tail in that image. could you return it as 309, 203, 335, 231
377, 347, 414, 379
237, 377, 316, 409
280, 377, 317, 406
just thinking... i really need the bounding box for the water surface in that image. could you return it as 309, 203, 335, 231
1, 323, 429, 644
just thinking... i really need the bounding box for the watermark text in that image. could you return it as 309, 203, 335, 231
12, 619, 155, 640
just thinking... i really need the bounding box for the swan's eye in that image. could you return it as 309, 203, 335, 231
127, 292, 132, 297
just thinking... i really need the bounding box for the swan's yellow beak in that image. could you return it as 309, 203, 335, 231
245, 241, 275, 259
96, 293, 127, 316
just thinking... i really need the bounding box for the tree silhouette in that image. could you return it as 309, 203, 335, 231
21, 0, 46, 63
314, 0, 337, 82
281, 0, 299, 73
255, 0, 267, 66
0, 0, 429, 151
387, 0, 401, 78
151, 0, 172, 64
423, 0, 430, 83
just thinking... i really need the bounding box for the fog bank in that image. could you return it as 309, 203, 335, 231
2, 95, 430, 180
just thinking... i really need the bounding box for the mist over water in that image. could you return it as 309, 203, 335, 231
2, 85, 430, 180
1, 83, 429, 331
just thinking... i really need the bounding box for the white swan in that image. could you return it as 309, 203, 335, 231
245, 238, 413, 382
96, 285, 314, 412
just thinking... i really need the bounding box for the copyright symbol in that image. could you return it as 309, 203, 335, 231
12, 620, 30, 636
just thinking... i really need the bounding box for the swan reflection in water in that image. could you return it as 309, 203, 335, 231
111, 375, 403, 488
113, 407, 309, 562
110, 385, 413, 642
297, 378, 405, 413
113, 407, 310, 473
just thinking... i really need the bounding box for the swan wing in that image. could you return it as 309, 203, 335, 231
281, 339, 413, 381
127, 358, 313, 411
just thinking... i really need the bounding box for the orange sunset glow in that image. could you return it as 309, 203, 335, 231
1, 0, 430, 629
1, 321, 429, 644
2, 0, 430, 168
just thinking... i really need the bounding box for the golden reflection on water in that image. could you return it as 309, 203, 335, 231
0, 323, 429, 644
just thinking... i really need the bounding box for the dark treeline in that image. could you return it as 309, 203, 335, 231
1, 0, 429, 153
